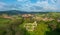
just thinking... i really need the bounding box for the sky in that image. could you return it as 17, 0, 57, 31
0, 0, 60, 12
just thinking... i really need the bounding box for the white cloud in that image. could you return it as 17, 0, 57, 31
16, 0, 58, 12
0, 0, 58, 12
17, 0, 28, 2
0, 2, 16, 11
49, 0, 57, 4
0, 2, 7, 11
17, 0, 22, 1
0, 2, 6, 7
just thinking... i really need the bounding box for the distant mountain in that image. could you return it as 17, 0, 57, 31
0, 10, 26, 15
0, 10, 56, 15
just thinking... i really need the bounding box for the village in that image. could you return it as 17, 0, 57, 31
0, 13, 60, 32
0, 14, 60, 22
0, 13, 60, 35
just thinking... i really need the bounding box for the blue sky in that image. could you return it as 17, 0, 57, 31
0, 0, 60, 12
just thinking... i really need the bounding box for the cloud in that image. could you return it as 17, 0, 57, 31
51, 0, 56, 3
16, 0, 58, 12
0, 2, 17, 11
0, 0, 59, 12
0, 2, 7, 11
17, 0, 28, 2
